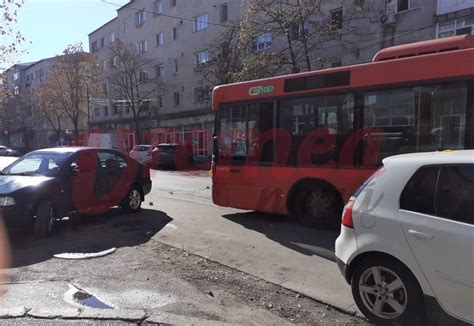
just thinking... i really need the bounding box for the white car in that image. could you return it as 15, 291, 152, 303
130, 145, 154, 164
335, 150, 473, 325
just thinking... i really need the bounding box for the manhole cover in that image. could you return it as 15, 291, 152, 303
53, 246, 116, 259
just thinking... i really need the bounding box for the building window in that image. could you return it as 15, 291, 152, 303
156, 64, 165, 77
100, 38, 105, 48
13, 72, 20, 80
94, 108, 100, 117
122, 20, 126, 32
112, 56, 118, 67
256, 32, 272, 51
290, 21, 309, 40
172, 27, 177, 41
194, 87, 211, 103
331, 8, 343, 29
157, 95, 163, 108
300, 21, 310, 38
125, 105, 130, 114
170, 0, 176, 8
110, 32, 116, 43
14, 85, 20, 95
173, 58, 178, 73
102, 60, 107, 72
154, 0, 163, 14
397, 0, 409, 12
139, 71, 149, 81
103, 106, 108, 116
135, 9, 146, 27
91, 41, 98, 53
137, 40, 148, 54
195, 50, 209, 66
437, 16, 474, 38
156, 32, 164, 46
113, 104, 119, 115
194, 13, 208, 32
102, 83, 108, 95
174, 92, 180, 106
220, 3, 228, 23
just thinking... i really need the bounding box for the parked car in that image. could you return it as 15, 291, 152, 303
0, 146, 19, 157
151, 143, 189, 170
87, 133, 128, 154
335, 150, 473, 325
130, 145, 154, 164
0, 147, 152, 237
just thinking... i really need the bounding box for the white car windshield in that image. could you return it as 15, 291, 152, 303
2, 153, 68, 176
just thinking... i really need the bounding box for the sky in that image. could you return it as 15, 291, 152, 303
12, 0, 129, 64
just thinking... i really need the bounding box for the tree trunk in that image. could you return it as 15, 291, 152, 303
134, 113, 141, 144
285, 33, 299, 73
57, 116, 62, 146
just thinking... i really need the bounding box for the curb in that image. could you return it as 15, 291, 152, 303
0, 307, 147, 322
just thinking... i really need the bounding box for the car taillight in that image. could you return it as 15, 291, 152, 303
342, 199, 354, 229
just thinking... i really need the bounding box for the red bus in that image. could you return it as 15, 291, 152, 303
210, 35, 474, 229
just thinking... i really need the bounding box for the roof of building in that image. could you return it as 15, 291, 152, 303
88, 0, 136, 36
117, 0, 134, 11
23, 56, 57, 70
88, 17, 118, 36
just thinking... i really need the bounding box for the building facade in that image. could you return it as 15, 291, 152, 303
88, 0, 470, 155
88, 0, 243, 154
2, 57, 89, 151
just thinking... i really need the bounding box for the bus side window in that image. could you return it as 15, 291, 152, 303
362, 82, 468, 166
217, 105, 247, 163
279, 94, 354, 166
247, 102, 275, 165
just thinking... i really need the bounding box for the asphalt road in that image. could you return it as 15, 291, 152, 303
148, 170, 358, 314
0, 168, 366, 324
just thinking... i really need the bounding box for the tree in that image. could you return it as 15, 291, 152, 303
108, 41, 165, 143
197, 21, 287, 86
240, 0, 368, 73
35, 88, 65, 145
0, 0, 26, 69
36, 43, 99, 136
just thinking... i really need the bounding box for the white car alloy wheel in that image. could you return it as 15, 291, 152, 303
129, 189, 141, 210
358, 266, 407, 319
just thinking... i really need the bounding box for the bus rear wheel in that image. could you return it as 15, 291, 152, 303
293, 185, 341, 230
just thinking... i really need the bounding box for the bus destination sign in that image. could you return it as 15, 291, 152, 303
248, 85, 275, 96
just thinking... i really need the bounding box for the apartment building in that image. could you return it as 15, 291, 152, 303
88, 0, 454, 155
2, 62, 36, 149
436, 0, 474, 37
2, 57, 88, 151
88, 0, 242, 154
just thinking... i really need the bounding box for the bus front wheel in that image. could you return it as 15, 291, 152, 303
293, 185, 341, 230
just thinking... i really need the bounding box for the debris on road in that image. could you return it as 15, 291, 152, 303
53, 247, 116, 260
65, 284, 114, 310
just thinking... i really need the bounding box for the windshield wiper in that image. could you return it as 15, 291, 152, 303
5, 172, 42, 176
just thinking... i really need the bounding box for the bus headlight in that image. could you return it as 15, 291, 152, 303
0, 197, 15, 206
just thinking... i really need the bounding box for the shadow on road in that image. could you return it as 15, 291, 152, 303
223, 212, 339, 262
7, 208, 172, 268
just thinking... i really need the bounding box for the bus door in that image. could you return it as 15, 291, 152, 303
215, 102, 279, 211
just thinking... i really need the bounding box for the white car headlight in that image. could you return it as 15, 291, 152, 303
0, 197, 15, 206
